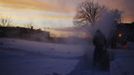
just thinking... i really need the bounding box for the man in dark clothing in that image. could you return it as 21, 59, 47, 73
93, 30, 109, 70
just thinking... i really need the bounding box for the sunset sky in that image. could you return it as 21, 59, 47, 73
0, 0, 133, 28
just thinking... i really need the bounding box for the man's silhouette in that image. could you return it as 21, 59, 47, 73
93, 30, 109, 70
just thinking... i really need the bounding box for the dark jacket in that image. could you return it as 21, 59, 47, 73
93, 31, 106, 48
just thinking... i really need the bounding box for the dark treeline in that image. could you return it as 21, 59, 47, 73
0, 26, 51, 42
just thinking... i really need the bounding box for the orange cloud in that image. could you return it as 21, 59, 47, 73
123, 16, 134, 23
0, 0, 75, 13
0, 0, 133, 26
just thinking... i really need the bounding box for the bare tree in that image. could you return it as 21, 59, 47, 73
73, 0, 104, 26
0, 17, 12, 27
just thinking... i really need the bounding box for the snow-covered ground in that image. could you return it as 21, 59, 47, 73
0, 38, 91, 75
110, 49, 134, 75
0, 38, 134, 75
0, 38, 90, 57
